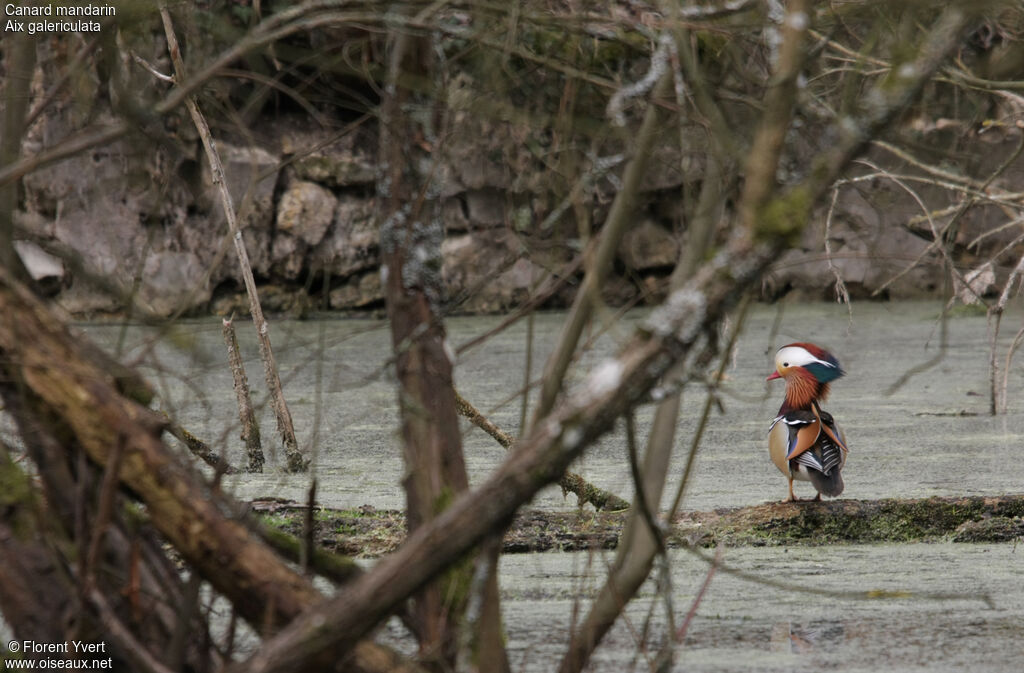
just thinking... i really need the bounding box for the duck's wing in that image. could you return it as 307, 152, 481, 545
769, 410, 820, 465
793, 437, 842, 474
791, 405, 846, 475
804, 426, 845, 496
779, 410, 820, 461
815, 406, 849, 453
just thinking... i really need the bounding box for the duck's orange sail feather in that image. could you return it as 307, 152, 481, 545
787, 418, 820, 460
819, 416, 848, 453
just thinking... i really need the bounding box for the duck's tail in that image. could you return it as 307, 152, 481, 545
809, 466, 844, 497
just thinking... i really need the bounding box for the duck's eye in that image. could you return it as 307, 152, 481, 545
783, 362, 789, 367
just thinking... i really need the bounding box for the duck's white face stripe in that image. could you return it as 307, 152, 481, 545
774, 346, 836, 371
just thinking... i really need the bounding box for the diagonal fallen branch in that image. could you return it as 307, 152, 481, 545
164, 417, 239, 475
455, 391, 629, 511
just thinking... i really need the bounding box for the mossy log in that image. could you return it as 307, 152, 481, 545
261, 495, 1024, 558
673, 495, 1024, 547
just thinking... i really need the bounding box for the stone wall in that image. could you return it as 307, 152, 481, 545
14, 104, 1024, 317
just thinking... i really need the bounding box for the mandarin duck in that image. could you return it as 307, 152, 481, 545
766, 342, 849, 502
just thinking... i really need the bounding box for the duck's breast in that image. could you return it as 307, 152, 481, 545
768, 419, 793, 477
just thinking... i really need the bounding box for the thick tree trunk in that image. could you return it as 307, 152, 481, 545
378, 23, 487, 669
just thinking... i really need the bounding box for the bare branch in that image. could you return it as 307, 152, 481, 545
160, 4, 306, 472
164, 418, 240, 475
222, 318, 264, 472
455, 391, 628, 511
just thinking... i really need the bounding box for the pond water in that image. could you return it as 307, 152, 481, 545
84, 300, 1024, 510
79, 300, 1024, 671
487, 542, 1023, 672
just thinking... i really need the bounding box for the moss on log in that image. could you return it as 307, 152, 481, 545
256, 495, 1024, 558
674, 495, 1024, 547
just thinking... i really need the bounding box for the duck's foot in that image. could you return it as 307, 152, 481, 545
782, 492, 827, 503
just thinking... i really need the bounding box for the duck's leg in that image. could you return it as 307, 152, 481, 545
812, 492, 822, 502
785, 476, 797, 503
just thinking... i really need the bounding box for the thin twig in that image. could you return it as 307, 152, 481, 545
875, 130, 1024, 297
824, 186, 852, 323
131, 51, 175, 83
167, 573, 202, 672
531, 70, 674, 430
519, 311, 534, 437
668, 295, 751, 518
625, 414, 666, 556
990, 310, 1002, 416
455, 392, 514, 448
1000, 322, 1024, 415
855, 158, 978, 304
984, 132, 1024, 413
872, 139, 983, 189
886, 278, 951, 396
25, 38, 100, 128
83, 437, 127, 590
164, 417, 240, 475
625, 412, 678, 671
301, 479, 317, 575
455, 254, 584, 356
